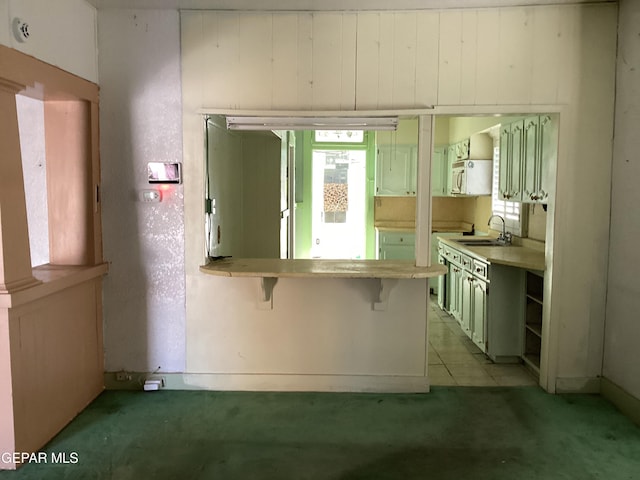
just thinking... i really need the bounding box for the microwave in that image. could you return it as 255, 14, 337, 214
451, 159, 493, 195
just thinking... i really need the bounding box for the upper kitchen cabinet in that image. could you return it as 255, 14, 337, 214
523, 115, 558, 204
376, 145, 417, 196
431, 146, 448, 197
499, 120, 525, 201
500, 115, 557, 204
375, 118, 419, 196
456, 133, 493, 161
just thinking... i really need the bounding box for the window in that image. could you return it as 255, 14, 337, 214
490, 144, 526, 236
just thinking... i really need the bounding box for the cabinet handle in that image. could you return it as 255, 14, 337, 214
475, 268, 482, 273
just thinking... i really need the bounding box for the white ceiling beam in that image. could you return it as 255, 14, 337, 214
87, 0, 613, 11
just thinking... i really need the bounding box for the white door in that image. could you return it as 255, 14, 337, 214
311, 149, 366, 259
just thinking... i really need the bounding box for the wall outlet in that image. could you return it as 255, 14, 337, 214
116, 371, 132, 381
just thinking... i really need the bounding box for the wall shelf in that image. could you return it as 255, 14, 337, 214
523, 270, 544, 378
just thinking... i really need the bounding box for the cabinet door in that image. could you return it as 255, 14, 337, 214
408, 146, 417, 195
376, 145, 416, 196
460, 270, 473, 336
509, 120, 525, 201
437, 255, 447, 309
378, 232, 415, 260
499, 120, 524, 201
431, 147, 446, 196
537, 115, 557, 203
522, 116, 540, 203
522, 115, 556, 204
498, 125, 511, 200
446, 146, 457, 194
458, 138, 470, 160
449, 264, 463, 321
471, 278, 488, 352
380, 244, 415, 260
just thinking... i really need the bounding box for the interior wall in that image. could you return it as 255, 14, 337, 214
603, 0, 640, 400
182, 13, 433, 390
0, 0, 97, 83
98, 9, 185, 373
179, 5, 618, 393
93, 4, 618, 392
15, 95, 49, 267
527, 204, 547, 242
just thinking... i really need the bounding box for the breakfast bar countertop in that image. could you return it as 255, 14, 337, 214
200, 258, 447, 279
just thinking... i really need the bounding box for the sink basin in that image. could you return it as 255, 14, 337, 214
455, 238, 506, 247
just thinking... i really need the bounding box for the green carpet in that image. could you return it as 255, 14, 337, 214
1, 387, 639, 479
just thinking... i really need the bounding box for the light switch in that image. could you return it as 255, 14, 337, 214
140, 189, 161, 203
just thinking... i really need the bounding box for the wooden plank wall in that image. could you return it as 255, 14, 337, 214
182, 5, 585, 110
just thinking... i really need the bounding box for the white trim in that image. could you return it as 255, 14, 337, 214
432, 105, 564, 115
105, 372, 430, 393
415, 115, 433, 267
198, 108, 434, 117
555, 377, 601, 394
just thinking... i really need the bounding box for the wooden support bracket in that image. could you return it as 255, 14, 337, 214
373, 278, 399, 311
257, 277, 278, 310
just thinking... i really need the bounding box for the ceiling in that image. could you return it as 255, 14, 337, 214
85, 0, 613, 11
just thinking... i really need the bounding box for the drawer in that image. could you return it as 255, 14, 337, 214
472, 259, 489, 280
450, 249, 463, 267
380, 232, 415, 246
460, 254, 473, 271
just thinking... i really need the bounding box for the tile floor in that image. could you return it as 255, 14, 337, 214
428, 296, 538, 387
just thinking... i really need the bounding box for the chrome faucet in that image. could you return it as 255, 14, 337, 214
488, 215, 512, 244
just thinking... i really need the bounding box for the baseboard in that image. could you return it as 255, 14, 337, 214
600, 377, 640, 427
105, 372, 430, 393
555, 376, 601, 394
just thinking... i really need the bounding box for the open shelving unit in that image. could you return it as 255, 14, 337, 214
523, 270, 544, 376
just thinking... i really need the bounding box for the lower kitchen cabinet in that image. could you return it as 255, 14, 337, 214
471, 275, 488, 352
378, 231, 415, 260
461, 261, 488, 352
439, 240, 525, 362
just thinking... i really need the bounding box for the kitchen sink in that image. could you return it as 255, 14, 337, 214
455, 238, 506, 247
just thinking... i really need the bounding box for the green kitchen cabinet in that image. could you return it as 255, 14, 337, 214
499, 120, 525, 201
461, 261, 488, 352
431, 146, 448, 196
376, 145, 417, 196
523, 115, 557, 204
378, 231, 415, 260
471, 275, 488, 352
439, 239, 525, 361
461, 269, 474, 337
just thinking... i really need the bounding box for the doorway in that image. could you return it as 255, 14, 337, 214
310, 148, 367, 259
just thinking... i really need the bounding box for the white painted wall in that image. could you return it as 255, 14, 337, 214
182, 12, 433, 391
0, 0, 97, 82
603, 0, 640, 400
94, 4, 619, 393
15, 95, 49, 267
180, 5, 617, 392
98, 10, 185, 373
